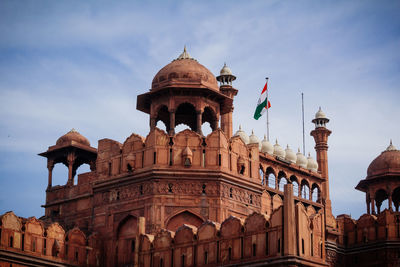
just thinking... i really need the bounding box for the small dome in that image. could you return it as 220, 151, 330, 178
367, 140, 400, 178
220, 63, 232, 75
273, 139, 285, 158
315, 107, 327, 119
285, 145, 297, 163
296, 148, 307, 168
234, 125, 249, 144
56, 129, 90, 147
307, 153, 318, 172
249, 130, 260, 144
261, 135, 274, 154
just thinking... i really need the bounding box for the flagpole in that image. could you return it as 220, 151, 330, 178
301, 92, 305, 155
266, 77, 269, 141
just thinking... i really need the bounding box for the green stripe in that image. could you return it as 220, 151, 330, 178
253, 97, 269, 120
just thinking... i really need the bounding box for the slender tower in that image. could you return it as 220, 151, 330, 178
216, 63, 238, 139
310, 107, 335, 228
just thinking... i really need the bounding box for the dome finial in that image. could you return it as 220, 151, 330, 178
177, 46, 193, 60
386, 139, 397, 151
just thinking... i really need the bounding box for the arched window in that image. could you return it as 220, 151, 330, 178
266, 170, 276, 189
375, 189, 389, 213
301, 180, 310, 200
290, 176, 299, 197
278, 177, 288, 191
259, 167, 265, 185
175, 103, 197, 132
311, 184, 321, 203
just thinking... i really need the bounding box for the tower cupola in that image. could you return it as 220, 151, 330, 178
216, 63, 236, 86
312, 107, 329, 128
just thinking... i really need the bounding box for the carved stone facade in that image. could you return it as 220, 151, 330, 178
1, 49, 399, 266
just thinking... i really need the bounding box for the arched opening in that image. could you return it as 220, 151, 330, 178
290, 176, 299, 197
259, 167, 265, 185
52, 163, 68, 186
301, 180, 310, 200
74, 163, 91, 185
375, 189, 389, 213
156, 105, 170, 132
202, 122, 213, 136
311, 184, 321, 203
156, 120, 167, 132
202, 107, 217, 134
116, 215, 137, 266
175, 103, 197, 132
166, 211, 203, 232
278, 172, 288, 191
392, 187, 400, 212
266, 168, 276, 189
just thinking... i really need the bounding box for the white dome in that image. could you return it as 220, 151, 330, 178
234, 125, 249, 144
296, 148, 307, 168
261, 135, 274, 154
285, 145, 297, 163
315, 107, 327, 119
249, 130, 260, 144
220, 63, 232, 75
307, 153, 318, 172
273, 139, 285, 158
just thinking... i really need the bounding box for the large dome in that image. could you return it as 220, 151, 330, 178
151, 48, 219, 91
367, 141, 400, 178
56, 129, 90, 147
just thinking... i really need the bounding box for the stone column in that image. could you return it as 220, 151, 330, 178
47, 160, 54, 188
196, 110, 203, 135
371, 197, 376, 214
366, 195, 371, 214
309, 187, 313, 201
67, 153, 76, 186
169, 109, 175, 135
388, 194, 393, 211
150, 117, 156, 131
283, 184, 296, 256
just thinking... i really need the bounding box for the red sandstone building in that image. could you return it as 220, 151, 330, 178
1, 48, 399, 267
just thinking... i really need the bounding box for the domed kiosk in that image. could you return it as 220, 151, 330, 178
39, 129, 97, 187
356, 141, 400, 214
137, 47, 237, 137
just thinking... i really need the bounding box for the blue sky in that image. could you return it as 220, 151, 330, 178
0, 0, 399, 219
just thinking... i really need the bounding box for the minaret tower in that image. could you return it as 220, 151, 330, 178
310, 107, 335, 228
216, 63, 238, 139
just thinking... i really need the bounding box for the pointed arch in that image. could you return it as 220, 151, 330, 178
165, 210, 204, 232
116, 215, 138, 266
175, 102, 197, 132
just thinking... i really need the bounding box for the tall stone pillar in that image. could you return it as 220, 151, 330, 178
283, 183, 296, 256
169, 109, 175, 135
47, 160, 54, 188
196, 110, 203, 135
221, 109, 233, 139
67, 152, 76, 186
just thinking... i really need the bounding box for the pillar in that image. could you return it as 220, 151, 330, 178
169, 109, 175, 135
67, 153, 75, 186
47, 160, 54, 188
221, 108, 233, 139
388, 195, 393, 211
309, 186, 313, 201
283, 184, 296, 256
150, 117, 156, 131
196, 110, 203, 135
371, 197, 376, 214
367, 195, 371, 215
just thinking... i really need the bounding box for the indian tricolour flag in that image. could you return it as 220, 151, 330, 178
253, 80, 271, 120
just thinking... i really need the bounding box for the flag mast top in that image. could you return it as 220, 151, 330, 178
266, 77, 270, 141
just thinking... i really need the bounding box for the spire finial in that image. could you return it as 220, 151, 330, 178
386, 139, 397, 151
176, 46, 192, 60
239, 125, 242, 130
